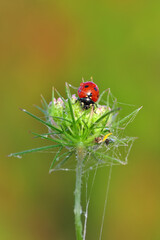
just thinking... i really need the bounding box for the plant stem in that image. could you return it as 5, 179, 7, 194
74, 144, 84, 240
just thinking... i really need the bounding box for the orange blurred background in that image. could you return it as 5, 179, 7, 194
0, 1, 160, 239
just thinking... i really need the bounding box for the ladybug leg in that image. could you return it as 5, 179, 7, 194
77, 99, 85, 109
90, 104, 94, 111
74, 98, 80, 105
81, 102, 85, 108
92, 104, 95, 111
72, 99, 78, 105
92, 103, 97, 112
94, 103, 98, 108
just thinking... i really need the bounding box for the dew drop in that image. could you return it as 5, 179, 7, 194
80, 207, 82, 214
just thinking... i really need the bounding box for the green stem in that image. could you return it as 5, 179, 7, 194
74, 144, 84, 240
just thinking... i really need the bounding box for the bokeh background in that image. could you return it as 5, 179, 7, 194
1, 1, 160, 240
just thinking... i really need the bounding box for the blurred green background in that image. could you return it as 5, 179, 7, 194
1, 1, 160, 239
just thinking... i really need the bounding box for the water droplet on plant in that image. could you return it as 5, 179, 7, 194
80, 208, 82, 214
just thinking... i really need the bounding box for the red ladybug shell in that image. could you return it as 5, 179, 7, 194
78, 81, 99, 102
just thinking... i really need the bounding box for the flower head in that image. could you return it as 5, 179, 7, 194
9, 82, 142, 173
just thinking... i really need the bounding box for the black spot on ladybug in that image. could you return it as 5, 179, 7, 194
94, 87, 97, 91
84, 85, 89, 88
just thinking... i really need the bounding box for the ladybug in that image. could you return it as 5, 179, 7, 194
77, 81, 99, 109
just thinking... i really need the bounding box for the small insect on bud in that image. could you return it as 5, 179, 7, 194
94, 133, 112, 146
